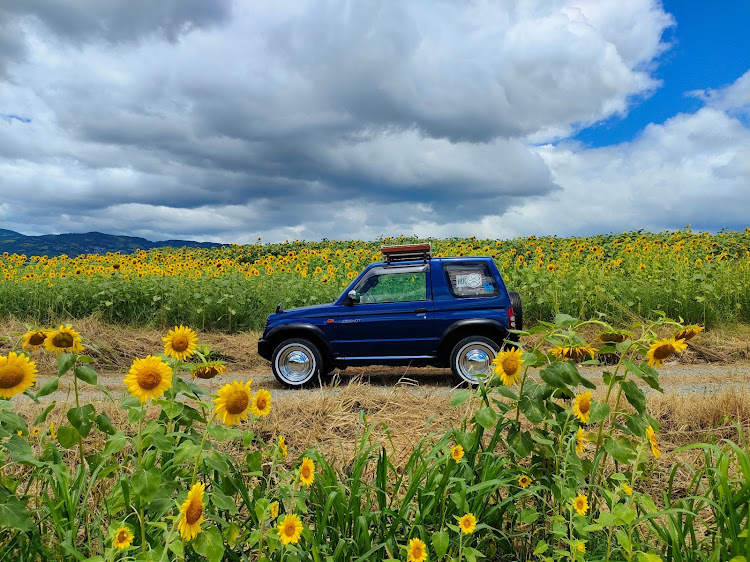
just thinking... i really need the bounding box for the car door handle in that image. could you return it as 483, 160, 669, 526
415, 308, 428, 314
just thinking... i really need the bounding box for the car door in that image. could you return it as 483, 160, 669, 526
334, 264, 435, 358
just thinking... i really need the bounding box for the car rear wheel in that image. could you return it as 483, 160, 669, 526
450, 336, 500, 385
271, 338, 324, 388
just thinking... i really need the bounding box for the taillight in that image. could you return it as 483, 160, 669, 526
508, 307, 516, 329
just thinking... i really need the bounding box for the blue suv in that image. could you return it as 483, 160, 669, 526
258, 244, 522, 387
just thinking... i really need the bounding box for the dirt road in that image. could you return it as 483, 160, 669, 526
17, 360, 749, 406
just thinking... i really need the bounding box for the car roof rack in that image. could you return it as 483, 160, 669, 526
380, 243, 432, 263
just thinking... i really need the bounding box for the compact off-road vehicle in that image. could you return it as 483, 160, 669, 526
258, 243, 522, 387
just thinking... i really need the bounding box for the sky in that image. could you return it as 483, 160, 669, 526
0, 0, 748, 244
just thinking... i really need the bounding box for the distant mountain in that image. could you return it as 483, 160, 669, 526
0, 229, 224, 257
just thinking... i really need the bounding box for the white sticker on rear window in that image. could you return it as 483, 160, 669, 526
455, 273, 482, 288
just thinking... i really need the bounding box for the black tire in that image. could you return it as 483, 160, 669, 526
449, 336, 500, 385
271, 338, 325, 388
509, 290, 523, 332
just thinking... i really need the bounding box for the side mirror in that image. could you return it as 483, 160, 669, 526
345, 289, 360, 306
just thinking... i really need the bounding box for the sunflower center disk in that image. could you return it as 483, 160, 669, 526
171, 336, 189, 352
185, 500, 203, 525
579, 400, 590, 415
0, 365, 25, 389
117, 531, 128, 542
196, 366, 218, 379
283, 521, 296, 537
29, 333, 46, 345
255, 396, 267, 411
52, 333, 74, 348
654, 344, 674, 360
226, 390, 249, 414
137, 370, 162, 390
502, 357, 519, 374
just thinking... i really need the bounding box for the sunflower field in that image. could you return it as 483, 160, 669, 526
1, 228, 750, 331
0, 317, 748, 560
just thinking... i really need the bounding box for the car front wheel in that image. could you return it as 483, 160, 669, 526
271, 338, 324, 388
449, 336, 500, 385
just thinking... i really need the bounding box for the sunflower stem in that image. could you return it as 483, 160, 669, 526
138, 402, 147, 553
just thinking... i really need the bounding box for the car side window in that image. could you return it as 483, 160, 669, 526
357, 268, 428, 303
444, 263, 499, 298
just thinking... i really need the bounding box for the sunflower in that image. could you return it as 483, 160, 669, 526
518, 475, 532, 489
112, 526, 134, 549
646, 425, 661, 459
573, 391, 592, 424
458, 513, 476, 534
576, 427, 589, 454
279, 435, 288, 458
270, 501, 279, 519
252, 388, 272, 417
178, 482, 205, 541
0, 352, 38, 399
407, 537, 428, 562
576, 542, 586, 554
214, 380, 253, 425
300, 457, 315, 487
646, 338, 687, 367
551, 344, 597, 363
44, 325, 84, 354
33, 428, 41, 436
277, 513, 303, 545
622, 483, 633, 496
124, 355, 173, 403
673, 325, 704, 342
21, 329, 49, 351
572, 494, 589, 516
162, 325, 198, 361
191, 361, 226, 379
596, 331, 629, 343
451, 444, 464, 462
492, 348, 524, 386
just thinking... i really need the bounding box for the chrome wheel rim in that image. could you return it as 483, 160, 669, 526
456, 342, 496, 383
276, 344, 316, 384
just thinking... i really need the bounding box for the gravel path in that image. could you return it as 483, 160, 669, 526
16, 360, 749, 406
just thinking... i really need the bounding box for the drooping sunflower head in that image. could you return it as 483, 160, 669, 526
458, 513, 476, 534
112, 526, 134, 549
252, 388, 272, 417
673, 325, 704, 342
0, 352, 38, 399
279, 435, 288, 458
191, 361, 227, 379
407, 537, 428, 562
518, 475, 532, 489
162, 325, 198, 361
596, 330, 630, 344
270, 501, 279, 519
551, 344, 597, 363
123, 355, 173, 403
178, 482, 205, 542
576, 427, 589, 454
451, 444, 464, 462
44, 325, 84, 354
492, 347, 524, 385
646, 338, 688, 367
278, 513, 303, 545
573, 391, 592, 424
646, 425, 662, 459
21, 329, 49, 351
214, 380, 253, 425
300, 457, 315, 487
572, 493, 589, 516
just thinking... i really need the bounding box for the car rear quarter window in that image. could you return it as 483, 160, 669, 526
444, 262, 499, 298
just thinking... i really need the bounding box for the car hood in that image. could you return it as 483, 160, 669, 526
266, 302, 337, 323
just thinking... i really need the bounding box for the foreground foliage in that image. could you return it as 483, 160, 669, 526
0, 317, 748, 561
2, 228, 750, 330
